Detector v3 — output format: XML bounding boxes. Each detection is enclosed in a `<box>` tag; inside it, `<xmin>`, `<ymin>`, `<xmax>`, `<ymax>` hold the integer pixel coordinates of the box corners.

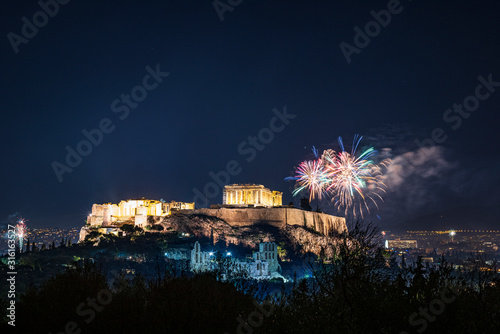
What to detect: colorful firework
<box><xmin>325</xmin><ymin>136</ymin><xmax>388</xmax><ymax>217</ymax></box>
<box><xmin>285</xmin><ymin>135</ymin><xmax>390</xmax><ymax>218</ymax></box>
<box><xmin>15</xmin><ymin>218</ymin><xmax>27</xmax><ymax>250</ymax></box>
<box><xmin>285</xmin><ymin>156</ymin><xmax>330</xmax><ymax>201</ymax></box>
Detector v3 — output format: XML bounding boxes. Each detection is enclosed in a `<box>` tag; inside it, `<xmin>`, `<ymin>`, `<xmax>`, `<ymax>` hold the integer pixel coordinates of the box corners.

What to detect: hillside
<box><xmin>2</xmin><ymin>212</ymin><xmax>345</xmax><ymax>297</ymax></box>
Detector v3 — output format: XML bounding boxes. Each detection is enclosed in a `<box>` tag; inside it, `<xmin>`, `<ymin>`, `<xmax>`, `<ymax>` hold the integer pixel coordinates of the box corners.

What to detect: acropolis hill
<box><xmin>81</xmin><ymin>184</ymin><xmax>347</xmax><ymax>241</ymax></box>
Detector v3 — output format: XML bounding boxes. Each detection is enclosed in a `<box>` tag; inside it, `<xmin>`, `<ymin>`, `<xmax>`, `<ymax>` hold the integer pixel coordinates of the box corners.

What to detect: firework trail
<box><xmin>286</xmin><ymin>135</ymin><xmax>390</xmax><ymax>217</ymax></box>
<box><xmin>15</xmin><ymin>218</ymin><xmax>27</xmax><ymax>250</ymax></box>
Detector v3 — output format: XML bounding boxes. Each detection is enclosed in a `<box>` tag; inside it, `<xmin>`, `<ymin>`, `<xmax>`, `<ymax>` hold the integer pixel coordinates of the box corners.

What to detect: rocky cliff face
<box><xmin>79</xmin><ymin>210</ymin><xmax>346</xmax><ymax>259</ymax></box>
<box><xmin>79</xmin><ymin>226</ymin><xmax>90</xmax><ymax>242</ymax></box>
<box><xmin>192</xmin><ymin>207</ymin><xmax>347</xmax><ymax>236</ymax></box>
<box><xmin>283</xmin><ymin>225</ymin><xmax>342</xmax><ymax>259</ymax></box>
<box><xmin>160</xmin><ymin>212</ymin><xmax>344</xmax><ymax>259</ymax></box>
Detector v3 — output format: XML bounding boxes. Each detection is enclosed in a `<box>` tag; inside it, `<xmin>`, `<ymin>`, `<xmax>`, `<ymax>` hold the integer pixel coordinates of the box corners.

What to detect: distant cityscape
<box><xmin>384</xmin><ymin>230</ymin><xmax>500</xmax><ymax>270</ymax></box>
<box><xmin>3</xmin><ymin>226</ymin><xmax>499</xmax><ymax>264</ymax></box>
<box><xmin>0</xmin><ymin>226</ymin><xmax>80</xmax><ymax>255</ymax></box>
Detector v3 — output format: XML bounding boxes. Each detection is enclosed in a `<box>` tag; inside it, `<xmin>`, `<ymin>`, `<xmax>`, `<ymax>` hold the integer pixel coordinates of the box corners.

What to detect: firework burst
<box><xmin>285</xmin><ymin>156</ymin><xmax>330</xmax><ymax>201</ymax></box>
<box><xmin>286</xmin><ymin>135</ymin><xmax>390</xmax><ymax>218</ymax></box>
<box><xmin>15</xmin><ymin>218</ymin><xmax>27</xmax><ymax>250</ymax></box>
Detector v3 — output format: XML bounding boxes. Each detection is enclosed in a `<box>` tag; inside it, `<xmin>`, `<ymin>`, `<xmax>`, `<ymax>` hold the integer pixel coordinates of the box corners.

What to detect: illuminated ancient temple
<box><xmin>87</xmin><ymin>198</ymin><xmax>195</xmax><ymax>227</ymax></box>
<box><xmin>222</xmin><ymin>184</ymin><xmax>282</xmax><ymax>207</ymax></box>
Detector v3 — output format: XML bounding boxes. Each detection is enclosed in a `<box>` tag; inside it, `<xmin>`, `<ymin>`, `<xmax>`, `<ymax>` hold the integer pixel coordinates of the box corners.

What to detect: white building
<box><xmin>190</xmin><ymin>241</ymin><xmax>282</xmax><ymax>280</ymax></box>
<box><xmin>222</xmin><ymin>184</ymin><xmax>282</xmax><ymax>207</ymax></box>
<box><xmin>252</xmin><ymin>242</ymin><xmax>280</xmax><ymax>273</ymax></box>
<box><xmin>86</xmin><ymin>198</ymin><xmax>195</xmax><ymax>227</ymax></box>
<box><xmin>190</xmin><ymin>241</ymin><xmax>215</xmax><ymax>272</ymax></box>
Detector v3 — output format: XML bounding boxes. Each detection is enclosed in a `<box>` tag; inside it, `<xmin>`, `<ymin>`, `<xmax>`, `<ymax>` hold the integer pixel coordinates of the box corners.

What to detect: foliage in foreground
<box><xmin>1</xmin><ymin>221</ymin><xmax>499</xmax><ymax>334</ymax></box>
<box><xmin>262</xmin><ymin>222</ymin><xmax>500</xmax><ymax>334</ymax></box>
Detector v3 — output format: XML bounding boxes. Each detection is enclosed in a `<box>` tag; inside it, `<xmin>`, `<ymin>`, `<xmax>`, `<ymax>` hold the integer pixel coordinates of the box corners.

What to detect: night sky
<box><xmin>1</xmin><ymin>0</ymin><xmax>500</xmax><ymax>231</ymax></box>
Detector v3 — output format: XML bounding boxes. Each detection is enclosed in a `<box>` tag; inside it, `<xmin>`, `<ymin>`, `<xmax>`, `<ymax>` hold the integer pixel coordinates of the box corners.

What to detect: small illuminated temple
<box><xmin>87</xmin><ymin>198</ymin><xmax>194</xmax><ymax>227</ymax></box>
<box><xmin>222</xmin><ymin>184</ymin><xmax>282</xmax><ymax>207</ymax></box>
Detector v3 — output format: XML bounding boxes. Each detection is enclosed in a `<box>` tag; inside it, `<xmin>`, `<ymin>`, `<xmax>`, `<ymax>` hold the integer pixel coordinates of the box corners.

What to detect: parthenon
<box><xmin>222</xmin><ymin>184</ymin><xmax>282</xmax><ymax>207</ymax></box>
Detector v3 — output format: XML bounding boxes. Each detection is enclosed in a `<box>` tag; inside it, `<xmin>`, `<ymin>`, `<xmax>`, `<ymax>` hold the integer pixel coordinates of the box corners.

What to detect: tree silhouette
<box><xmin>300</xmin><ymin>197</ymin><xmax>312</xmax><ymax>211</ymax></box>
<box><xmin>120</xmin><ymin>224</ymin><xmax>135</xmax><ymax>233</ymax></box>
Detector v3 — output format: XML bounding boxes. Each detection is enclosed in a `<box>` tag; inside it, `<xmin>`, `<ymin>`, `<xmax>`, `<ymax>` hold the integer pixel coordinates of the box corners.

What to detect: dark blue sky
<box><xmin>1</xmin><ymin>0</ymin><xmax>500</xmax><ymax>230</ymax></box>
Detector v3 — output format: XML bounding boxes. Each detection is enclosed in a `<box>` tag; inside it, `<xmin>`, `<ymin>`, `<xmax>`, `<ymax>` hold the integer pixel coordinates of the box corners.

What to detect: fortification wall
<box><xmin>191</xmin><ymin>207</ymin><xmax>347</xmax><ymax>236</ymax></box>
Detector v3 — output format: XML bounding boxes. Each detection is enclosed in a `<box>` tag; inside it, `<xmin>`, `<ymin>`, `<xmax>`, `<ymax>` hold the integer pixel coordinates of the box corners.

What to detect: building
<box><xmin>385</xmin><ymin>239</ymin><xmax>418</xmax><ymax>250</ymax></box>
<box><xmin>169</xmin><ymin>201</ymin><xmax>195</xmax><ymax>211</ymax></box>
<box><xmin>222</xmin><ymin>184</ymin><xmax>282</xmax><ymax>207</ymax></box>
<box><xmin>190</xmin><ymin>241</ymin><xmax>282</xmax><ymax>280</ymax></box>
<box><xmin>252</xmin><ymin>242</ymin><xmax>280</xmax><ymax>273</ymax></box>
<box><xmin>190</xmin><ymin>241</ymin><xmax>214</xmax><ymax>272</ymax></box>
<box><xmin>97</xmin><ymin>227</ymin><xmax>123</xmax><ymax>237</ymax></box>
<box><xmin>86</xmin><ymin>198</ymin><xmax>195</xmax><ymax>227</ymax></box>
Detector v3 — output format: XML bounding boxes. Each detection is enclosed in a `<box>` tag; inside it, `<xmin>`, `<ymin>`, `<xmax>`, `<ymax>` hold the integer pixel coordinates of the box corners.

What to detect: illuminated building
<box><xmin>190</xmin><ymin>241</ymin><xmax>283</xmax><ymax>280</ymax></box>
<box><xmin>386</xmin><ymin>239</ymin><xmax>418</xmax><ymax>249</ymax></box>
<box><xmin>222</xmin><ymin>184</ymin><xmax>282</xmax><ymax>207</ymax></box>
<box><xmin>252</xmin><ymin>242</ymin><xmax>280</xmax><ymax>273</ymax></box>
<box><xmin>87</xmin><ymin>198</ymin><xmax>195</xmax><ymax>227</ymax></box>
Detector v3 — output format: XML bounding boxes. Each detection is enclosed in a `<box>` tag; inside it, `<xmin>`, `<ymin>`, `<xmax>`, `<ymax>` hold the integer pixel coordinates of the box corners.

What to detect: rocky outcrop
<box><xmin>284</xmin><ymin>225</ymin><xmax>342</xmax><ymax>259</ymax></box>
<box><xmin>159</xmin><ymin>212</ymin><xmax>345</xmax><ymax>259</ymax></box>
<box><xmin>78</xmin><ymin>209</ymin><xmax>347</xmax><ymax>259</ymax></box>
<box><xmin>79</xmin><ymin>226</ymin><xmax>90</xmax><ymax>242</ymax></box>
<box><xmin>191</xmin><ymin>207</ymin><xmax>346</xmax><ymax>236</ymax></box>
<box><xmin>159</xmin><ymin>213</ymin><xmax>233</xmax><ymax>239</ymax></box>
